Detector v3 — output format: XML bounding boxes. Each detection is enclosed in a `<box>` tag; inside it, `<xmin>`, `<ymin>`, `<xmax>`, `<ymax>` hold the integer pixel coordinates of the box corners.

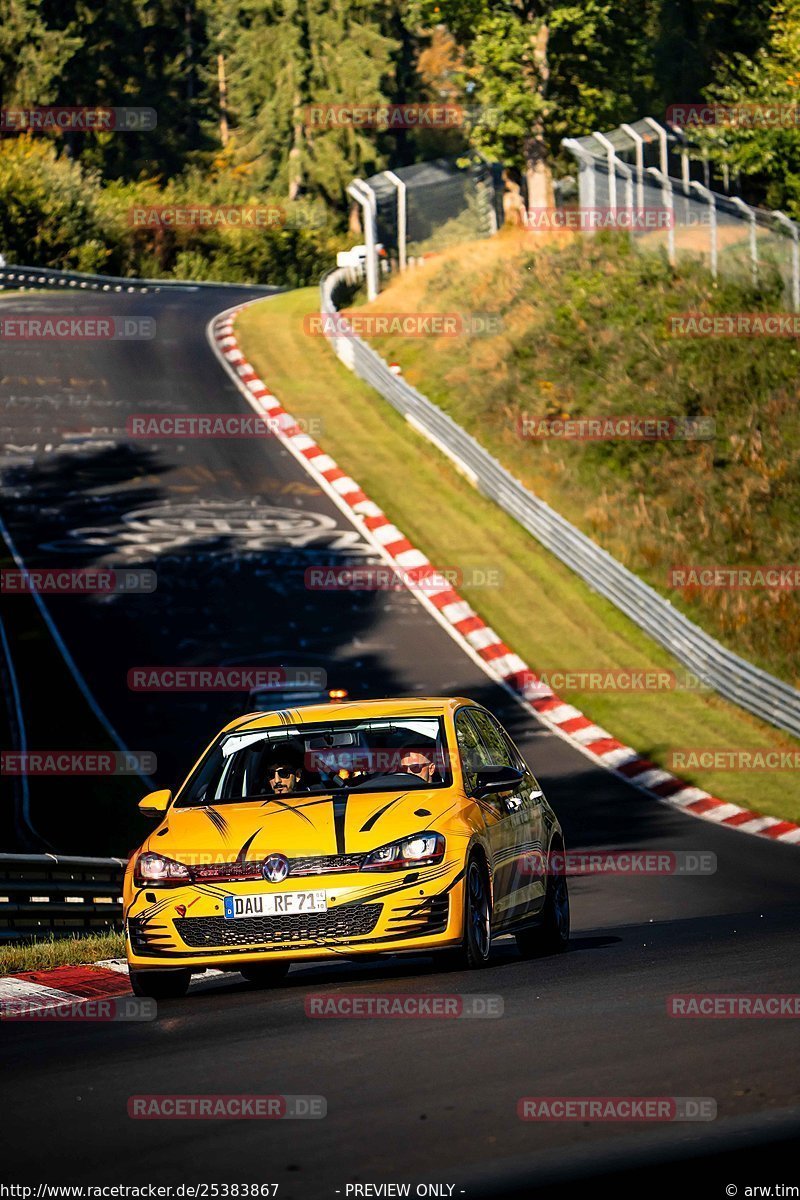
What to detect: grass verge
<box><xmin>237</xmin><ymin>287</ymin><xmax>799</xmax><ymax>824</ymax></box>
<box><xmin>0</xmin><ymin>931</ymin><xmax>125</xmax><ymax>976</ymax></box>
<box><xmin>360</xmin><ymin>231</ymin><xmax>800</xmax><ymax>686</ymax></box>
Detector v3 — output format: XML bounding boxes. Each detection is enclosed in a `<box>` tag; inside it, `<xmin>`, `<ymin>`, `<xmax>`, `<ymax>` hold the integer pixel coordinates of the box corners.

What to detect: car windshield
<box><xmin>178</xmin><ymin>717</ymin><xmax>451</xmax><ymax>805</ymax></box>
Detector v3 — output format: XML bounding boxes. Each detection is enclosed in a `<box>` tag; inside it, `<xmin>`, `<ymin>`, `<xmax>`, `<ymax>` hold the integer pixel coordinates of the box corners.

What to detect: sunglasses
<box><xmin>269</xmin><ymin>766</ymin><xmax>297</xmax><ymax>779</ymax></box>
<box><xmin>403</xmin><ymin>760</ymin><xmax>431</xmax><ymax>774</ymax></box>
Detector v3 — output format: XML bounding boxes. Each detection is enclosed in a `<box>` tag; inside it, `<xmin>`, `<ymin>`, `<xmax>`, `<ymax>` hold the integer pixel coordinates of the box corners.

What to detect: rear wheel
<box><xmin>515</xmin><ymin>846</ymin><xmax>570</xmax><ymax>958</ymax></box>
<box><xmin>240</xmin><ymin>961</ymin><xmax>291</xmax><ymax>987</ymax></box>
<box><xmin>129</xmin><ymin>967</ymin><xmax>191</xmax><ymax>999</ymax></box>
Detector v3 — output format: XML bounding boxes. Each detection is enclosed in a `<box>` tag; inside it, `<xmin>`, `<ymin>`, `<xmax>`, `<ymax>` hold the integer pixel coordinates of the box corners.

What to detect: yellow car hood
<box><xmin>149</xmin><ymin>787</ymin><xmax>458</xmax><ymax>865</ymax></box>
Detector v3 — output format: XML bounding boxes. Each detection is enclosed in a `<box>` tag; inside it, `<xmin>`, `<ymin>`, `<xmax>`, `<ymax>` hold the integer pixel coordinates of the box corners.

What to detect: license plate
<box><xmin>223</xmin><ymin>891</ymin><xmax>327</xmax><ymax>919</ymax></box>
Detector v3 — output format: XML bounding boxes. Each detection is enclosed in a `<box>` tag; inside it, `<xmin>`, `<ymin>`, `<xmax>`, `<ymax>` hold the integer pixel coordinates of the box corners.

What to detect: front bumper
<box><xmin>125</xmin><ymin>858</ymin><xmax>465</xmax><ymax>969</ymax></box>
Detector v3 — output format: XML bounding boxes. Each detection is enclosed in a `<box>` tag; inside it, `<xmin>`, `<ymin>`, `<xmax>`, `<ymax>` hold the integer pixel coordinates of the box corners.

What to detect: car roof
<box><xmin>224</xmin><ymin>696</ymin><xmax>476</xmax><ymax>733</ymax></box>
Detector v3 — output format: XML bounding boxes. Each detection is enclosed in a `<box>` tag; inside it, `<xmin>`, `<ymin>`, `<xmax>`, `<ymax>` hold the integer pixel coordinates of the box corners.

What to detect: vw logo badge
<box><xmin>262</xmin><ymin>853</ymin><xmax>289</xmax><ymax>883</ymax></box>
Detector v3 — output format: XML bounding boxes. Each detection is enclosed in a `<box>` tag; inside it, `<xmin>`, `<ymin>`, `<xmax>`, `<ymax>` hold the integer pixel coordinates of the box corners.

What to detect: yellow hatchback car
<box><xmin>124</xmin><ymin>697</ymin><xmax>569</xmax><ymax>998</ymax></box>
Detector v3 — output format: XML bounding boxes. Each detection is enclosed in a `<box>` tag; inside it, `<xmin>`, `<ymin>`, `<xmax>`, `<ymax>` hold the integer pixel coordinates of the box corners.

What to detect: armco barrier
<box><xmin>0</xmin><ymin>854</ymin><xmax>126</xmax><ymax>941</ymax></box>
<box><xmin>0</xmin><ymin>263</ymin><xmax>273</xmax><ymax>294</ymax></box>
<box><xmin>320</xmin><ymin>267</ymin><xmax>800</xmax><ymax>740</ymax></box>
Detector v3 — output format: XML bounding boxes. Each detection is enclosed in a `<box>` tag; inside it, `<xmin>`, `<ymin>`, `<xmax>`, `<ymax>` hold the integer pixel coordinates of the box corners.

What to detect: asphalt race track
<box><xmin>2</xmin><ymin>287</ymin><xmax>799</xmax><ymax>1195</ymax></box>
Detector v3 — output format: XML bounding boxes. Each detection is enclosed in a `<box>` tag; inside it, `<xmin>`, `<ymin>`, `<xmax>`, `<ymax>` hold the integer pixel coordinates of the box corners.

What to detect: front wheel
<box><xmin>515</xmin><ymin>851</ymin><xmax>570</xmax><ymax>958</ymax></box>
<box><xmin>129</xmin><ymin>967</ymin><xmax>191</xmax><ymax>999</ymax></box>
<box><xmin>445</xmin><ymin>857</ymin><xmax>492</xmax><ymax>970</ymax></box>
<box><xmin>240</xmin><ymin>962</ymin><xmax>291</xmax><ymax>987</ymax></box>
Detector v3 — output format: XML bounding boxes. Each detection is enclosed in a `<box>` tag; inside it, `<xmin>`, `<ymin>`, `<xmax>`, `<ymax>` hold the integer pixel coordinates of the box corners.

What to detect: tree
<box><xmin>699</xmin><ymin>0</ymin><xmax>800</xmax><ymax>217</ymax></box>
<box><xmin>0</xmin><ymin>0</ymin><xmax>80</xmax><ymax>107</ymax></box>
<box><xmin>215</xmin><ymin>0</ymin><xmax>398</xmax><ymax>208</ymax></box>
<box><xmin>410</xmin><ymin>0</ymin><xmax>655</xmax><ymax>208</ymax></box>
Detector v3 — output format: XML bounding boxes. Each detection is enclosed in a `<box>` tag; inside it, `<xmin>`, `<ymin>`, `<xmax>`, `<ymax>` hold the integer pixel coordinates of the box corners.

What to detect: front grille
<box><xmin>193</xmin><ymin>861</ymin><xmax>263</xmax><ymax>883</ymax></box>
<box><xmin>175</xmin><ymin>904</ymin><xmax>381</xmax><ymax>948</ymax></box>
<box><xmin>191</xmin><ymin>854</ymin><xmax>363</xmax><ymax>883</ymax></box>
<box><xmin>289</xmin><ymin>854</ymin><xmax>363</xmax><ymax>876</ymax></box>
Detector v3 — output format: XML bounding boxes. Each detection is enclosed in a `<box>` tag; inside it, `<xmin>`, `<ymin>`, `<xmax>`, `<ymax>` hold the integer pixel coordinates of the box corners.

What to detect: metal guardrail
<box><xmin>0</xmin><ymin>263</ymin><xmax>272</xmax><ymax>294</ymax></box>
<box><xmin>320</xmin><ymin>267</ymin><xmax>800</xmax><ymax>740</ymax></box>
<box><xmin>0</xmin><ymin>854</ymin><xmax>126</xmax><ymax>941</ymax></box>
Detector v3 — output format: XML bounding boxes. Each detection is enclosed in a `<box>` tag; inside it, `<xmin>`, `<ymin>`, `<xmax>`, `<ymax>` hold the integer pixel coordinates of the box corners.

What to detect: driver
<box><xmin>263</xmin><ymin>746</ymin><xmax>304</xmax><ymax>795</ymax></box>
<box><xmin>398</xmin><ymin>744</ymin><xmax>438</xmax><ymax>782</ymax></box>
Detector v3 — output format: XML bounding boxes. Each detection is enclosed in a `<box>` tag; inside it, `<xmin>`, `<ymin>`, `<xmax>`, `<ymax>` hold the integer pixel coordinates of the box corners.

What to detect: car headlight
<box><xmin>361</xmin><ymin>832</ymin><xmax>445</xmax><ymax>872</ymax></box>
<box><xmin>133</xmin><ymin>851</ymin><xmax>192</xmax><ymax>888</ymax></box>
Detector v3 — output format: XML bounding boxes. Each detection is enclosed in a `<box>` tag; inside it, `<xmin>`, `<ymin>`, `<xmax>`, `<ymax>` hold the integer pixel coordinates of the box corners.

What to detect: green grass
<box><xmin>237</xmin><ymin>288</ymin><xmax>800</xmax><ymax>824</ymax></box>
<box><xmin>361</xmin><ymin>231</ymin><xmax>800</xmax><ymax>687</ymax></box>
<box><xmin>0</xmin><ymin>931</ymin><xmax>125</xmax><ymax>976</ymax></box>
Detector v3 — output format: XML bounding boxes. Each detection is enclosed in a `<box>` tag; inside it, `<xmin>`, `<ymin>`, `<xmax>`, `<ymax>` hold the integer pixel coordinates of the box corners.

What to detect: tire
<box><xmin>445</xmin><ymin>856</ymin><xmax>493</xmax><ymax>970</ymax></box>
<box><xmin>129</xmin><ymin>967</ymin><xmax>191</xmax><ymax>999</ymax></box>
<box><xmin>515</xmin><ymin>847</ymin><xmax>570</xmax><ymax>959</ymax></box>
<box><xmin>240</xmin><ymin>961</ymin><xmax>291</xmax><ymax>987</ymax></box>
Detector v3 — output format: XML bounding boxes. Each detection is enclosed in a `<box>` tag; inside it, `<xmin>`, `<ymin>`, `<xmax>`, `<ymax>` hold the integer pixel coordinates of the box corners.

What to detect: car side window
<box><xmin>455</xmin><ymin>710</ymin><xmax>493</xmax><ymax>792</ymax></box>
<box><xmin>469</xmin><ymin>710</ymin><xmax>517</xmax><ymax>769</ymax></box>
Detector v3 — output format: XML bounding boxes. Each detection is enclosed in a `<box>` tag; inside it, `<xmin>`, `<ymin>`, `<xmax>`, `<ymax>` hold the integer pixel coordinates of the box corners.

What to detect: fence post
<box><xmin>347</xmin><ymin>180</ymin><xmax>379</xmax><ymax>301</ymax></box>
<box><xmin>643</xmin><ymin>117</ymin><xmax>669</xmax><ymax>176</ymax></box>
<box><xmin>592</xmin><ymin>131</ymin><xmax>617</xmax><ymax>211</ymax></box>
<box><xmin>690</xmin><ymin>181</ymin><xmax>718</xmax><ymax>279</ymax></box>
<box><xmin>562</xmin><ymin>138</ymin><xmax>597</xmax><ymax>211</ymax></box>
<box><xmin>383</xmin><ymin>170</ymin><xmax>407</xmax><ymax>272</ymax></box>
<box><xmin>772</xmin><ymin>211</ymin><xmax>800</xmax><ymax>311</ymax></box>
<box><xmin>621</xmin><ymin>123</ymin><xmax>645</xmax><ymax>210</ymax></box>
<box><xmin>729</xmin><ymin>196</ymin><xmax>758</xmax><ymax>287</ymax></box>
<box><xmin>646</xmin><ymin>167</ymin><xmax>675</xmax><ymax>265</ymax></box>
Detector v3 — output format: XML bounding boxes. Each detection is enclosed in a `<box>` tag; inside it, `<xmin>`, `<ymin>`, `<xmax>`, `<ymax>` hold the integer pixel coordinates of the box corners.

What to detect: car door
<box><xmin>454</xmin><ymin>707</ymin><xmax>520</xmax><ymax>931</ymax></box>
<box><xmin>469</xmin><ymin>709</ymin><xmax>546</xmax><ymax>929</ymax></box>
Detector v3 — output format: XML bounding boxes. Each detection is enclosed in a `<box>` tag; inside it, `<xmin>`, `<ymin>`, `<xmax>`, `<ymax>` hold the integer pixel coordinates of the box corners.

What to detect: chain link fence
<box><xmin>347</xmin><ymin>155</ymin><xmax>503</xmax><ymax>297</ymax></box>
<box><xmin>562</xmin><ymin>118</ymin><xmax>799</xmax><ymax>308</ymax></box>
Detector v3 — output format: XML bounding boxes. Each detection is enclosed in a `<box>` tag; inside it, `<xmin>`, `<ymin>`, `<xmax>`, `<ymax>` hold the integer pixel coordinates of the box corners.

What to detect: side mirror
<box><xmin>138</xmin><ymin>788</ymin><xmax>172</xmax><ymax>817</ymax></box>
<box><xmin>474</xmin><ymin>765</ymin><xmax>525</xmax><ymax>798</ymax></box>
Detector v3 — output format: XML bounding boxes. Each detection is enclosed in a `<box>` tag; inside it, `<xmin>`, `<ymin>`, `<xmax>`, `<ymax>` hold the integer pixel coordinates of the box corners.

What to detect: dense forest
<box><xmin>0</xmin><ymin>0</ymin><xmax>796</xmax><ymax>282</ymax></box>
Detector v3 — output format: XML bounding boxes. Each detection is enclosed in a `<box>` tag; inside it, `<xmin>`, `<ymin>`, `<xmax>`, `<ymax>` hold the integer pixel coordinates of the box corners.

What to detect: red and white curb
<box><xmin>0</xmin><ymin>963</ymin><xmax>133</xmax><ymax>1016</ymax></box>
<box><xmin>0</xmin><ymin>960</ymin><xmax>239</xmax><ymax>1014</ymax></box>
<box><xmin>206</xmin><ymin>304</ymin><xmax>800</xmax><ymax>849</ymax></box>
